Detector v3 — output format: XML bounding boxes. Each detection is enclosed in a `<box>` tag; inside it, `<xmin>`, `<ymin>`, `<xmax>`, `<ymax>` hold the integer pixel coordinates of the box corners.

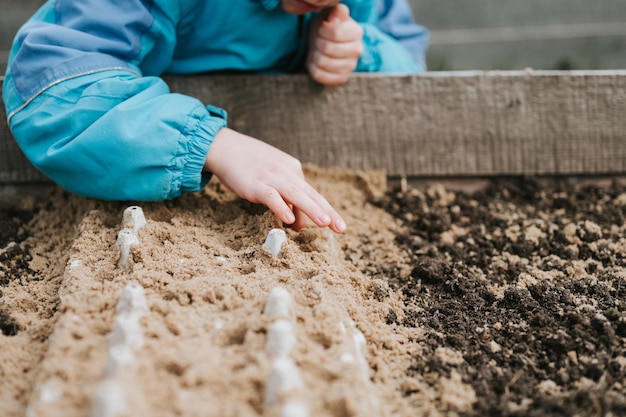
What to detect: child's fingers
<box><xmin>318</xmin><ymin>5</ymin><xmax>361</xmax><ymax>43</ymax></box>
<box><xmin>254</xmin><ymin>180</ymin><xmax>334</xmax><ymax>230</ymax></box>
<box><xmin>311</xmin><ymin>36</ymin><xmax>363</xmax><ymax>59</ymax></box>
<box><xmin>291</xmin><ymin>207</ymin><xmax>309</xmax><ymax>232</ymax></box>
<box><xmin>272</xmin><ymin>177</ymin><xmax>346</xmax><ymax>233</ymax></box>
<box><xmin>278</xmin><ymin>181</ymin><xmax>332</xmax><ymax>228</ymax></box>
<box><xmin>206</xmin><ymin>128</ymin><xmax>345</xmax><ymax>234</ymax></box>
<box><xmin>290</xmin><ymin>206</ymin><xmax>346</xmax><ymax>234</ymax></box>
<box><xmin>308</xmin><ymin>196</ymin><xmax>346</xmax><ymax>234</ymax></box>
<box><xmin>309</xmin><ymin>50</ymin><xmax>358</xmax><ymax>74</ymax></box>
<box><xmin>307</xmin><ymin>62</ymin><xmax>351</xmax><ymax>87</ymax></box>
<box><xmin>325</xmin><ymin>4</ymin><xmax>350</xmax><ymax>24</ymax></box>
<box><xmin>256</xmin><ymin>185</ymin><xmax>297</xmax><ymax>225</ymax></box>
<box><xmin>319</xmin><ymin>19</ymin><xmax>362</xmax><ymax>43</ymax></box>
<box><xmin>295</xmin><ymin>180</ymin><xmax>347</xmax><ymax>234</ymax></box>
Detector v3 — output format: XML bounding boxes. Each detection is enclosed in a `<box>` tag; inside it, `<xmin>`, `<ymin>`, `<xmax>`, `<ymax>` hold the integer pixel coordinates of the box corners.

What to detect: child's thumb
<box><xmin>326</xmin><ymin>3</ymin><xmax>350</xmax><ymax>24</ymax></box>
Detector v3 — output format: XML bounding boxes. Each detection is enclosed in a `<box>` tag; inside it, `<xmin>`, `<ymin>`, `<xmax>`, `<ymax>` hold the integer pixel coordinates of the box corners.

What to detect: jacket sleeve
<box><xmin>343</xmin><ymin>0</ymin><xmax>429</xmax><ymax>73</ymax></box>
<box><xmin>376</xmin><ymin>0</ymin><xmax>430</xmax><ymax>69</ymax></box>
<box><xmin>2</xmin><ymin>0</ymin><xmax>226</xmax><ymax>201</ymax></box>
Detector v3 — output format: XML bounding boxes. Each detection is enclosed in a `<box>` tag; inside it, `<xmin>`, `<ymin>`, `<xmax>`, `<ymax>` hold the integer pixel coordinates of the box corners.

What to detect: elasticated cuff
<box><xmin>355</xmin><ymin>24</ymin><xmax>382</xmax><ymax>73</ymax></box>
<box><xmin>173</xmin><ymin>105</ymin><xmax>228</xmax><ymax>198</ymax></box>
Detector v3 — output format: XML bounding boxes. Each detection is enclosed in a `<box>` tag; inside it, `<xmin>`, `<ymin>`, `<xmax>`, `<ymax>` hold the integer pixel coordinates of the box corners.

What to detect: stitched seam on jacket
<box><xmin>6</xmin><ymin>67</ymin><xmax>141</xmax><ymax>123</ymax></box>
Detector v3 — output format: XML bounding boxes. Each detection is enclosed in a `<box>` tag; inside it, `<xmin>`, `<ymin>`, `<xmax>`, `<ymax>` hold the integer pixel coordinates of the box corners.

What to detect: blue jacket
<box><xmin>378</xmin><ymin>0</ymin><xmax>429</xmax><ymax>68</ymax></box>
<box><xmin>3</xmin><ymin>0</ymin><xmax>428</xmax><ymax>201</ymax></box>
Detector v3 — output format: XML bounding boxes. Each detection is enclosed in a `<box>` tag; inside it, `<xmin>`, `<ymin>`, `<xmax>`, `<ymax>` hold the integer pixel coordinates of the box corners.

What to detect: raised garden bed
<box><xmin>1</xmin><ymin>168</ymin><xmax>624</xmax><ymax>416</ymax></box>
<box><xmin>2</xmin><ymin>71</ymin><xmax>625</xmax><ymax>416</ymax></box>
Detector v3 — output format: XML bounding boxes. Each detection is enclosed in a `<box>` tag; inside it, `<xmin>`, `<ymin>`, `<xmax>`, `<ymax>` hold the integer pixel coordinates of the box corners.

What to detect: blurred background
<box><xmin>409</xmin><ymin>0</ymin><xmax>626</xmax><ymax>70</ymax></box>
<box><xmin>1</xmin><ymin>0</ymin><xmax>625</xmax><ymax>73</ymax></box>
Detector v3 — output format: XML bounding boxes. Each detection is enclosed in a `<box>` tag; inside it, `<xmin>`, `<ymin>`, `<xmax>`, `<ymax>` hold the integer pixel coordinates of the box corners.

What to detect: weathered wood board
<box><xmin>1</xmin><ymin>99</ymin><xmax>49</xmax><ymax>183</ymax></box>
<box><xmin>1</xmin><ymin>71</ymin><xmax>626</xmax><ymax>185</ymax></box>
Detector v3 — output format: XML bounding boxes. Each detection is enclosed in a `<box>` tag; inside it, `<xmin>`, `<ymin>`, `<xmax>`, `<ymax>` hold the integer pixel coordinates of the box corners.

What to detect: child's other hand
<box><xmin>307</xmin><ymin>4</ymin><xmax>363</xmax><ymax>87</ymax></box>
<box><xmin>204</xmin><ymin>128</ymin><xmax>347</xmax><ymax>234</ymax></box>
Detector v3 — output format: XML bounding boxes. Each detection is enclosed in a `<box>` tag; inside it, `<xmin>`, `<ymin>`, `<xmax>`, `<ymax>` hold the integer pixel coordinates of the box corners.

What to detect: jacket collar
<box><xmin>260</xmin><ymin>0</ymin><xmax>281</xmax><ymax>10</ymax></box>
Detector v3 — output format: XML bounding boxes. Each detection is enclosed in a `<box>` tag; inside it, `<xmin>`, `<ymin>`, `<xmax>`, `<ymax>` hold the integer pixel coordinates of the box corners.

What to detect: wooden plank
<box><xmin>166</xmin><ymin>71</ymin><xmax>626</xmax><ymax>176</ymax></box>
<box><xmin>427</xmin><ymin>34</ymin><xmax>626</xmax><ymax>71</ymax></box>
<box><xmin>1</xmin><ymin>71</ymin><xmax>626</xmax><ymax>185</ymax></box>
<box><xmin>0</xmin><ymin>99</ymin><xmax>48</xmax><ymax>183</ymax></box>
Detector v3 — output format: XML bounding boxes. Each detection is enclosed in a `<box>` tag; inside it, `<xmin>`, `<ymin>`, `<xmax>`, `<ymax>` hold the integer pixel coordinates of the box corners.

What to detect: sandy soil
<box><xmin>1</xmin><ymin>168</ymin><xmax>625</xmax><ymax>417</ymax></box>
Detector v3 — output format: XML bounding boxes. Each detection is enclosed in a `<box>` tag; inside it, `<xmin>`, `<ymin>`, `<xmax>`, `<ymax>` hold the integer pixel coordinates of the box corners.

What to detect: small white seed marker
<box><xmin>264</xmin><ymin>287</ymin><xmax>292</xmax><ymax>318</ymax></box>
<box><xmin>93</xmin><ymin>283</ymin><xmax>148</xmax><ymax>417</ymax></box>
<box><xmin>265</xmin><ymin>357</ymin><xmax>303</xmax><ymax>406</ymax></box>
<box><xmin>121</xmin><ymin>206</ymin><xmax>146</xmax><ymax>233</ymax></box>
<box><xmin>106</xmin><ymin>283</ymin><xmax>148</xmax><ymax>374</ymax></box>
<box><xmin>263</xmin><ymin>287</ymin><xmax>310</xmax><ymax>416</ymax></box>
<box><xmin>266</xmin><ymin>319</ymin><xmax>296</xmax><ymax>358</ymax></box>
<box><xmin>352</xmin><ymin>328</ymin><xmax>369</xmax><ymax>383</ymax></box>
<box><xmin>264</xmin><ymin>228</ymin><xmax>287</xmax><ymax>257</ymax></box>
<box><xmin>91</xmin><ymin>379</ymin><xmax>127</xmax><ymax>417</ymax></box>
<box><xmin>281</xmin><ymin>401</ymin><xmax>310</xmax><ymax>417</ymax></box>
<box><xmin>116</xmin><ymin>282</ymin><xmax>148</xmax><ymax>316</ymax></box>
<box><xmin>116</xmin><ymin>229</ymin><xmax>139</xmax><ymax>268</ymax></box>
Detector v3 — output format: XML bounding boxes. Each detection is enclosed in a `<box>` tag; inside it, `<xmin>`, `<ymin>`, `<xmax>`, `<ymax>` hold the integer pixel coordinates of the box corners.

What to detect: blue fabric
<box><xmin>3</xmin><ymin>0</ymin><xmax>428</xmax><ymax>202</ymax></box>
<box><xmin>377</xmin><ymin>0</ymin><xmax>430</xmax><ymax>69</ymax></box>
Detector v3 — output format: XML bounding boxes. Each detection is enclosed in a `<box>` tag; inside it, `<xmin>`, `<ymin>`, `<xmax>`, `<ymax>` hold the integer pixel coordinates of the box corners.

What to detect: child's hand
<box><xmin>204</xmin><ymin>128</ymin><xmax>347</xmax><ymax>234</ymax></box>
<box><xmin>307</xmin><ymin>4</ymin><xmax>363</xmax><ymax>87</ymax></box>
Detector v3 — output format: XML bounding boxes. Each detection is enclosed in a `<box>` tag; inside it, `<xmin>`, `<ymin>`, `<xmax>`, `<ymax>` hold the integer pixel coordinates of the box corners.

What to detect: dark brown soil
<box><xmin>0</xmin><ymin>205</ymin><xmax>35</xmax><ymax>336</ymax></box>
<box><xmin>375</xmin><ymin>177</ymin><xmax>626</xmax><ymax>416</ymax></box>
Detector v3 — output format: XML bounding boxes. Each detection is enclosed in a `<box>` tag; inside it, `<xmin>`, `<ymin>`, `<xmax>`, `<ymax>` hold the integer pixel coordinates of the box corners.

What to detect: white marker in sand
<box><xmin>281</xmin><ymin>400</ymin><xmax>310</xmax><ymax>417</ymax></box>
<box><xmin>116</xmin><ymin>229</ymin><xmax>139</xmax><ymax>268</ymax></box>
<box><xmin>263</xmin><ymin>287</ymin><xmax>292</xmax><ymax>319</ymax></box>
<box><xmin>263</xmin><ymin>287</ymin><xmax>310</xmax><ymax>416</ymax></box>
<box><xmin>92</xmin><ymin>283</ymin><xmax>148</xmax><ymax>417</ymax></box>
<box><xmin>105</xmin><ymin>282</ymin><xmax>148</xmax><ymax>375</ymax></box>
<box><xmin>266</xmin><ymin>319</ymin><xmax>296</xmax><ymax>358</ymax></box>
<box><xmin>352</xmin><ymin>327</ymin><xmax>369</xmax><ymax>383</ymax></box>
<box><xmin>116</xmin><ymin>282</ymin><xmax>149</xmax><ymax>317</ymax></box>
<box><xmin>91</xmin><ymin>380</ymin><xmax>127</xmax><ymax>417</ymax></box>
<box><xmin>121</xmin><ymin>206</ymin><xmax>146</xmax><ymax>233</ymax></box>
<box><xmin>109</xmin><ymin>284</ymin><xmax>147</xmax><ymax>347</ymax></box>
<box><xmin>264</xmin><ymin>228</ymin><xmax>287</xmax><ymax>257</ymax></box>
<box><xmin>265</xmin><ymin>357</ymin><xmax>303</xmax><ymax>406</ymax></box>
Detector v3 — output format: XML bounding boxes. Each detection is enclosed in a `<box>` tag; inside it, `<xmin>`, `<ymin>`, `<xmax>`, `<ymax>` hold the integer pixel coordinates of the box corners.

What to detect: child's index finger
<box><xmin>325</xmin><ymin>4</ymin><xmax>350</xmax><ymax>24</ymax></box>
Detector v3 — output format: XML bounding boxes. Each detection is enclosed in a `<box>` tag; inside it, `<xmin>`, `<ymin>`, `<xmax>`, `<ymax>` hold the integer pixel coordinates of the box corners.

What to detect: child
<box><xmin>3</xmin><ymin>0</ymin><xmax>427</xmax><ymax>234</ymax></box>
